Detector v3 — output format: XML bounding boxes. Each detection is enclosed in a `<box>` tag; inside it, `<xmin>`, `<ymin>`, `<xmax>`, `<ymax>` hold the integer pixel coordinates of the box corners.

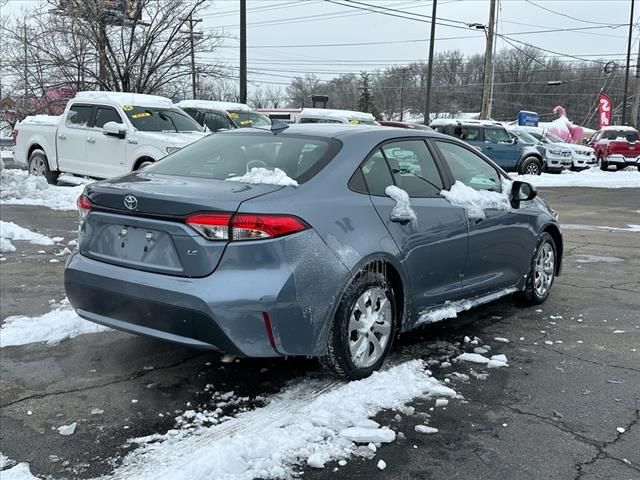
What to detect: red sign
<box><xmin>598</xmin><ymin>93</ymin><xmax>612</xmax><ymax>129</ymax></box>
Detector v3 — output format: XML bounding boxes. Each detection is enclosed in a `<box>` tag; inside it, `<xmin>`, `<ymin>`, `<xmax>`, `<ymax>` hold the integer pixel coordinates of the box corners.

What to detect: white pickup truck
<box><xmin>14</xmin><ymin>91</ymin><xmax>206</xmax><ymax>183</ymax></box>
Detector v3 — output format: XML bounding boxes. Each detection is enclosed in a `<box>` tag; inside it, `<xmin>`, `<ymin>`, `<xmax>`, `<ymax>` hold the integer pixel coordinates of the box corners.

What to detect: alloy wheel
<box><xmin>525</xmin><ymin>162</ymin><xmax>540</xmax><ymax>175</ymax></box>
<box><xmin>29</xmin><ymin>157</ymin><xmax>47</xmax><ymax>177</ymax></box>
<box><xmin>348</xmin><ymin>287</ymin><xmax>392</xmax><ymax>368</ymax></box>
<box><xmin>533</xmin><ymin>243</ymin><xmax>555</xmax><ymax>297</ymax></box>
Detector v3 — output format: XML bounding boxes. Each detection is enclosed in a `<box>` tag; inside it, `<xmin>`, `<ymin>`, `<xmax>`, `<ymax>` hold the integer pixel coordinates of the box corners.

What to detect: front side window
<box><xmin>458</xmin><ymin>126</ymin><xmax>482</xmax><ymax>142</ymax></box>
<box><xmin>435</xmin><ymin>141</ymin><xmax>501</xmax><ymax>192</ymax></box>
<box><xmin>125</xmin><ymin>107</ymin><xmax>202</xmax><ymax>132</ymax></box>
<box><xmin>298</xmin><ymin>118</ymin><xmax>342</xmax><ymax>124</ymax></box>
<box><xmin>65</xmin><ymin>105</ymin><xmax>93</xmax><ymax>128</ymax></box>
<box><xmin>361</xmin><ymin>149</ymin><xmax>394</xmax><ymax>196</ymax></box>
<box><xmin>484</xmin><ymin>127</ymin><xmax>511</xmax><ymax>143</ymax></box>
<box><xmin>94</xmin><ymin>107</ymin><xmax>123</xmax><ymax>128</ymax></box>
<box><xmin>147</xmin><ymin>133</ymin><xmax>339</xmax><ymax>183</ymax></box>
<box><xmin>381</xmin><ymin>140</ymin><xmax>443</xmax><ymax>197</ymax></box>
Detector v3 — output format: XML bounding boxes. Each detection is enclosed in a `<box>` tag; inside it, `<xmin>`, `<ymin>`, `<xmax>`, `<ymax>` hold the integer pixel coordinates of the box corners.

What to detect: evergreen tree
<box><xmin>358</xmin><ymin>71</ymin><xmax>376</xmax><ymax>114</ymax></box>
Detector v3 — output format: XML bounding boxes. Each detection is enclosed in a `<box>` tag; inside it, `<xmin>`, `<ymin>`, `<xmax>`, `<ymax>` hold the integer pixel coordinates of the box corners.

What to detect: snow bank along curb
<box><xmin>511</xmin><ymin>168</ymin><xmax>640</xmax><ymax>188</ymax></box>
<box><xmin>0</xmin><ymin>220</ymin><xmax>54</xmax><ymax>253</ymax></box>
<box><xmin>108</xmin><ymin>360</ymin><xmax>455</xmax><ymax>480</ymax></box>
<box><xmin>0</xmin><ymin>169</ymin><xmax>85</xmax><ymax>211</ymax></box>
<box><xmin>0</xmin><ymin>298</ymin><xmax>110</xmax><ymax>348</ymax></box>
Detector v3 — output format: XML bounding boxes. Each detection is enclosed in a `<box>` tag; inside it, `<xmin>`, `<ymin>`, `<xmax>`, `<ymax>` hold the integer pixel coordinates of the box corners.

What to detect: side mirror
<box><xmin>103</xmin><ymin>121</ymin><xmax>126</xmax><ymax>139</ymax></box>
<box><xmin>511</xmin><ymin>181</ymin><xmax>537</xmax><ymax>207</ymax></box>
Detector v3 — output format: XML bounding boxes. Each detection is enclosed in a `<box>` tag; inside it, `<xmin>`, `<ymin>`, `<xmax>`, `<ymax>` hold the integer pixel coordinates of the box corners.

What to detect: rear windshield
<box><xmin>146</xmin><ymin>133</ymin><xmax>341</xmax><ymax>183</ymax></box>
<box><xmin>125</xmin><ymin>106</ymin><xmax>203</xmax><ymax>132</ymax></box>
<box><xmin>602</xmin><ymin>130</ymin><xmax>639</xmax><ymax>142</ymax></box>
<box><xmin>228</xmin><ymin>111</ymin><xmax>271</xmax><ymax>128</ymax></box>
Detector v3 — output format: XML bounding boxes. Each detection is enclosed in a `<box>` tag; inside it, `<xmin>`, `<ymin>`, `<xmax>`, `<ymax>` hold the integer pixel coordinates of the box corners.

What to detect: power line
<box><xmin>524</xmin><ymin>0</ymin><xmax>626</xmax><ymax>27</ymax></box>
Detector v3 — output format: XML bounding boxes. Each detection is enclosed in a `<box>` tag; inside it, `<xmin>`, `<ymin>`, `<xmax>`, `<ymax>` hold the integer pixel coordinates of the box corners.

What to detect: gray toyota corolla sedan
<box><xmin>65</xmin><ymin>124</ymin><xmax>562</xmax><ymax>379</ymax></box>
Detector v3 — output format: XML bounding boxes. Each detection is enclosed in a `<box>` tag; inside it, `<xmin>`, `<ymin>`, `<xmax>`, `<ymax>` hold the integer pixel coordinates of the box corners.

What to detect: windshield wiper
<box><xmin>391</xmin><ymin>168</ymin><xmax>442</xmax><ymax>192</ymax></box>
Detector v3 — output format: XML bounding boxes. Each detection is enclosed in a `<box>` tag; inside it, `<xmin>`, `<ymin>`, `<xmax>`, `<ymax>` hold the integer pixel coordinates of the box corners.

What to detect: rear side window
<box><xmin>94</xmin><ymin>107</ymin><xmax>123</xmax><ymax>128</ymax></box>
<box><xmin>435</xmin><ymin>140</ymin><xmax>501</xmax><ymax>192</ymax></box>
<box><xmin>66</xmin><ymin>105</ymin><xmax>93</xmax><ymax>128</ymax></box>
<box><xmin>298</xmin><ymin>118</ymin><xmax>342</xmax><ymax>124</ymax></box>
<box><xmin>381</xmin><ymin>140</ymin><xmax>443</xmax><ymax>197</ymax></box>
<box><xmin>147</xmin><ymin>133</ymin><xmax>340</xmax><ymax>183</ymax></box>
<box><xmin>361</xmin><ymin>149</ymin><xmax>394</xmax><ymax>196</ymax></box>
<box><xmin>204</xmin><ymin>112</ymin><xmax>234</xmax><ymax>132</ymax></box>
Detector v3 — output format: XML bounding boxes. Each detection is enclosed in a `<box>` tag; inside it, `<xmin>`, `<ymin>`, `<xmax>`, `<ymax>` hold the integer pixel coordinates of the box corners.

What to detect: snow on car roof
<box><xmin>601</xmin><ymin>125</ymin><xmax>638</xmax><ymax>132</ymax></box>
<box><xmin>298</xmin><ymin>108</ymin><xmax>375</xmax><ymax>121</ymax></box>
<box><xmin>430</xmin><ymin>118</ymin><xmax>502</xmax><ymax>127</ymax></box>
<box><xmin>75</xmin><ymin>91</ymin><xmax>174</xmax><ymax>108</ymax></box>
<box><xmin>176</xmin><ymin>99</ymin><xmax>253</xmax><ymax>112</ymax></box>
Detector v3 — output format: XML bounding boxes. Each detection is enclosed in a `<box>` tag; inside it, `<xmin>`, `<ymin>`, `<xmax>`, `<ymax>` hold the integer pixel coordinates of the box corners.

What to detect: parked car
<box><xmin>65</xmin><ymin>124</ymin><xmax>562</xmax><ymax>380</ymax></box>
<box><xmin>14</xmin><ymin>91</ymin><xmax>206</xmax><ymax>183</ymax></box>
<box><xmin>520</xmin><ymin>126</ymin><xmax>596</xmax><ymax>171</ymax></box>
<box><xmin>430</xmin><ymin>119</ymin><xmax>544</xmax><ymax>175</ymax></box>
<box><xmin>177</xmin><ymin>100</ymin><xmax>271</xmax><ymax>132</ymax></box>
<box><xmin>589</xmin><ymin>126</ymin><xmax>640</xmax><ymax>171</ymax></box>
<box><xmin>507</xmin><ymin>127</ymin><xmax>572</xmax><ymax>173</ymax></box>
<box><xmin>378</xmin><ymin>120</ymin><xmax>433</xmax><ymax>130</ymax></box>
<box><xmin>295</xmin><ymin>108</ymin><xmax>379</xmax><ymax>125</ymax></box>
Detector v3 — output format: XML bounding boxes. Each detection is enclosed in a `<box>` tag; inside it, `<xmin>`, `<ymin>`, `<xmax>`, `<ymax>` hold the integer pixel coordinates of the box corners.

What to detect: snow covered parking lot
<box><xmin>1</xmin><ymin>172</ymin><xmax>639</xmax><ymax>480</ymax></box>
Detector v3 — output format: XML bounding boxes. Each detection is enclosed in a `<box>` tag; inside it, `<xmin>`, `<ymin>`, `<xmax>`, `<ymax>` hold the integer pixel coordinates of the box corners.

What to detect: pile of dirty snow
<box><xmin>226</xmin><ymin>167</ymin><xmax>298</xmax><ymax>187</ymax></box>
<box><xmin>512</xmin><ymin>168</ymin><xmax>640</xmax><ymax>188</ymax></box>
<box><xmin>108</xmin><ymin>360</ymin><xmax>455</xmax><ymax>480</ymax></box>
<box><xmin>0</xmin><ymin>298</ymin><xmax>110</xmax><ymax>348</ymax></box>
<box><xmin>0</xmin><ymin>220</ymin><xmax>54</xmax><ymax>253</ymax></box>
<box><xmin>440</xmin><ymin>180</ymin><xmax>512</xmax><ymax>220</ymax></box>
<box><xmin>0</xmin><ymin>169</ymin><xmax>85</xmax><ymax>210</ymax></box>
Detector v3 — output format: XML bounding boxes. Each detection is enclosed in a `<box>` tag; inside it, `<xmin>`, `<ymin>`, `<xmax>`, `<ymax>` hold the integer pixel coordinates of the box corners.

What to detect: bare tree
<box><xmin>286</xmin><ymin>74</ymin><xmax>324</xmax><ymax>108</ymax></box>
<box><xmin>249</xmin><ymin>85</ymin><xmax>284</xmax><ymax>109</ymax></box>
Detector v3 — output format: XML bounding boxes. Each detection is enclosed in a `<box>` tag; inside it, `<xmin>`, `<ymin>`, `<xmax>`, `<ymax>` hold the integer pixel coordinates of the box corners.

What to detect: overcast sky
<box><xmin>3</xmin><ymin>0</ymin><xmax>639</xmax><ymax>89</ymax></box>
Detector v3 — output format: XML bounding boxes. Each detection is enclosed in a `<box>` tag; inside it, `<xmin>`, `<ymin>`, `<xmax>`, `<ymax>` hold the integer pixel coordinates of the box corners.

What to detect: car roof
<box><xmin>430</xmin><ymin>118</ymin><xmax>503</xmax><ymax>128</ymax></box>
<box><xmin>176</xmin><ymin>99</ymin><xmax>253</xmax><ymax>112</ymax></box>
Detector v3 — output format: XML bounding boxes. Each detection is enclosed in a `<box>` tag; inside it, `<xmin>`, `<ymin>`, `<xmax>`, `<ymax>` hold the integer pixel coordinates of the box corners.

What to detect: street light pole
<box><xmin>423</xmin><ymin>0</ymin><xmax>437</xmax><ymax>126</ymax></box>
<box><xmin>480</xmin><ymin>0</ymin><xmax>497</xmax><ymax>120</ymax></box>
<box><xmin>622</xmin><ymin>0</ymin><xmax>636</xmax><ymax>125</ymax></box>
<box><xmin>239</xmin><ymin>0</ymin><xmax>247</xmax><ymax>104</ymax></box>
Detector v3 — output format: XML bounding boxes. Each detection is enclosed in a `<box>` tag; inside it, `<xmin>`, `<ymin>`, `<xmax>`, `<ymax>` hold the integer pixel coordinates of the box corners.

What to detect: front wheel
<box><xmin>519</xmin><ymin>157</ymin><xmax>542</xmax><ymax>175</ymax></box>
<box><xmin>28</xmin><ymin>149</ymin><xmax>59</xmax><ymax>184</ymax></box>
<box><xmin>321</xmin><ymin>272</ymin><xmax>397</xmax><ymax>380</ymax></box>
<box><xmin>518</xmin><ymin>232</ymin><xmax>557</xmax><ymax>305</ymax></box>
<box><xmin>599</xmin><ymin>156</ymin><xmax>609</xmax><ymax>171</ymax></box>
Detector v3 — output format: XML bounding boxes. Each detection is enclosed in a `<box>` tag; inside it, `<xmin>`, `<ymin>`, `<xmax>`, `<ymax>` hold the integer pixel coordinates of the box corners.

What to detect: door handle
<box><xmin>58</xmin><ymin>134</ymin><xmax>66</xmax><ymax>140</ymax></box>
<box><xmin>87</xmin><ymin>136</ymin><xmax>96</xmax><ymax>144</ymax></box>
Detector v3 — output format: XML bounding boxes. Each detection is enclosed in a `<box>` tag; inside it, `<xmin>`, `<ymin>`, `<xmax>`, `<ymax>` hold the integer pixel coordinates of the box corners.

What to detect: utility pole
<box><xmin>239</xmin><ymin>0</ymin><xmax>247</xmax><ymax>104</ymax></box>
<box><xmin>23</xmin><ymin>21</ymin><xmax>28</xmax><ymax>113</ymax></box>
<box><xmin>399</xmin><ymin>68</ymin><xmax>406</xmax><ymax>121</ymax></box>
<box><xmin>622</xmin><ymin>0</ymin><xmax>636</xmax><ymax>125</ymax></box>
<box><xmin>423</xmin><ymin>0</ymin><xmax>437</xmax><ymax>126</ymax></box>
<box><xmin>480</xmin><ymin>0</ymin><xmax>496</xmax><ymax>120</ymax></box>
<box><xmin>188</xmin><ymin>13</ymin><xmax>202</xmax><ymax>99</ymax></box>
<box><xmin>631</xmin><ymin>38</ymin><xmax>640</xmax><ymax>128</ymax></box>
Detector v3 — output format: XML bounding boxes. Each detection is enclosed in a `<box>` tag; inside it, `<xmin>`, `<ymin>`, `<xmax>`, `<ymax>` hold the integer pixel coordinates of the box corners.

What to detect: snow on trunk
<box><xmin>385</xmin><ymin>185</ymin><xmax>417</xmax><ymax>227</ymax></box>
<box><xmin>108</xmin><ymin>360</ymin><xmax>455</xmax><ymax>480</ymax></box>
<box><xmin>226</xmin><ymin>167</ymin><xmax>298</xmax><ymax>187</ymax></box>
<box><xmin>0</xmin><ymin>298</ymin><xmax>110</xmax><ymax>348</ymax></box>
<box><xmin>0</xmin><ymin>220</ymin><xmax>55</xmax><ymax>253</ymax></box>
<box><xmin>440</xmin><ymin>180</ymin><xmax>512</xmax><ymax>220</ymax></box>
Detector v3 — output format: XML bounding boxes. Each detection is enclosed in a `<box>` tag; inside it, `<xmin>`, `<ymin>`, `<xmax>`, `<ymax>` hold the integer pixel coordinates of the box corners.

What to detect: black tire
<box><xmin>320</xmin><ymin>271</ymin><xmax>397</xmax><ymax>380</ymax></box>
<box><xmin>518</xmin><ymin>232</ymin><xmax>557</xmax><ymax>305</ymax></box>
<box><xmin>135</xmin><ymin>159</ymin><xmax>154</xmax><ymax>170</ymax></box>
<box><xmin>519</xmin><ymin>157</ymin><xmax>542</xmax><ymax>175</ymax></box>
<box><xmin>28</xmin><ymin>149</ymin><xmax>59</xmax><ymax>184</ymax></box>
<box><xmin>599</xmin><ymin>156</ymin><xmax>609</xmax><ymax>171</ymax></box>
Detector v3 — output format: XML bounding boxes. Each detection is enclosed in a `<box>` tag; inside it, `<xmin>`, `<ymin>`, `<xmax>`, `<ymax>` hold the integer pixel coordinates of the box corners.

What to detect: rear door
<box><xmin>432</xmin><ymin>139</ymin><xmax>537</xmax><ymax>296</ymax></box>
<box><xmin>363</xmin><ymin>139</ymin><xmax>468</xmax><ymax>323</ymax></box>
<box><xmin>88</xmin><ymin>105</ymin><xmax>128</xmax><ymax>178</ymax></box>
<box><xmin>58</xmin><ymin>104</ymin><xmax>93</xmax><ymax>173</ymax></box>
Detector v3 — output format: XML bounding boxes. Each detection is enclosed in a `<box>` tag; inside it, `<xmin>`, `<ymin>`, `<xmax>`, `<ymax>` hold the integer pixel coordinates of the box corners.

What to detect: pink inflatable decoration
<box><xmin>547</xmin><ymin>106</ymin><xmax>584</xmax><ymax>144</ymax></box>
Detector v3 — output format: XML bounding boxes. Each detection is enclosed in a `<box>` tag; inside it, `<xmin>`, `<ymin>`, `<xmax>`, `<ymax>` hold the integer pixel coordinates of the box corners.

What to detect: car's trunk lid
<box><xmin>81</xmin><ymin>172</ymin><xmax>283</xmax><ymax>277</ymax></box>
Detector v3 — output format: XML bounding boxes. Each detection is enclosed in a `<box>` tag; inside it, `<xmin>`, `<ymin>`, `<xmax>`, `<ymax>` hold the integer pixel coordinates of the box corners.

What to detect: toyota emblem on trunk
<box><xmin>124</xmin><ymin>195</ymin><xmax>138</xmax><ymax>210</ymax></box>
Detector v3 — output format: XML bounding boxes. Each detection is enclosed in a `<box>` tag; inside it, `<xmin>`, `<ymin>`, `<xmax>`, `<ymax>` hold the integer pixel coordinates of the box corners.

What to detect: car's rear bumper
<box><xmin>64</xmin><ymin>230</ymin><xmax>351</xmax><ymax>357</ymax></box>
<box><xmin>606</xmin><ymin>154</ymin><xmax>640</xmax><ymax>166</ymax></box>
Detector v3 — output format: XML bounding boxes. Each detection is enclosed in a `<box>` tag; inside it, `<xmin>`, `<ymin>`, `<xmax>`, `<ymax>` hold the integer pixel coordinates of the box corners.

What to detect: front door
<box><xmin>432</xmin><ymin>139</ymin><xmax>537</xmax><ymax>297</ymax></box>
<box><xmin>362</xmin><ymin>139</ymin><xmax>468</xmax><ymax>325</ymax></box>
<box><xmin>89</xmin><ymin>106</ymin><xmax>128</xmax><ymax>178</ymax></box>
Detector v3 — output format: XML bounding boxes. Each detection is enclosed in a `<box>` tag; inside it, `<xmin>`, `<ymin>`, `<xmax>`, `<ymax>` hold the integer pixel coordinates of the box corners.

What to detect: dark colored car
<box><xmin>430</xmin><ymin>119</ymin><xmax>544</xmax><ymax>175</ymax></box>
<box><xmin>177</xmin><ymin>100</ymin><xmax>271</xmax><ymax>133</ymax></box>
<box><xmin>65</xmin><ymin>125</ymin><xmax>562</xmax><ymax>379</ymax></box>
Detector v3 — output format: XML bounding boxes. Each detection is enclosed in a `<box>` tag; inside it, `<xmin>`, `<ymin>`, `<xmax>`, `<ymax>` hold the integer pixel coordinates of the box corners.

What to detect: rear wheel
<box><xmin>599</xmin><ymin>156</ymin><xmax>609</xmax><ymax>171</ymax></box>
<box><xmin>519</xmin><ymin>157</ymin><xmax>542</xmax><ymax>175</ymax></box>
<box><xmin>518</xmin><ymin>232</ymin><xmax>556</xmax><ymax>305</ymax></box>
<box><xmin>28</xmin><ymin>149</ymin><xmax>59</xmax><ymax>184</ymax></box>
<box><xmin>321</xmin><ymin>272</ymin><xmax>397</xmax><ymax>380</ymax></box>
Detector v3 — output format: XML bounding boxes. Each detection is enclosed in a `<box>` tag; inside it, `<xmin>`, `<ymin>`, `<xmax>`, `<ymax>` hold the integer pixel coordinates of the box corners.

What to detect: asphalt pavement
<box><xmin>1</xmin><ymin>187</ymin><xmax>638</xmax><ymax>480</ymax></box>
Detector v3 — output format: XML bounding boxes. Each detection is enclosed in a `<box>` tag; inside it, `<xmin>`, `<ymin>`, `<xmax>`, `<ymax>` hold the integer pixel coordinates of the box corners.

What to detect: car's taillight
<box><xmin>77</xmin><ymin>195</ymin><xmax>92</xmax><ymax>222</ymax></box>
<box><xmin>185</xmin><ymin>213</ymin><xmax>308</xmax><ymax>241</ymax></box>
<box><xmin>12</xmin><ymin>129</ymin><xmax>18</xmax><ymax>145</ymax></box>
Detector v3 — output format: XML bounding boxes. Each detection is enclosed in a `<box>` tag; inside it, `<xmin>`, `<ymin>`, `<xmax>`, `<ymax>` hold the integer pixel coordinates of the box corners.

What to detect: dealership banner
<box><xmin>598</xmin><ymin>93</ymin><xmax>612</xmax><ymax>129</ymax></box>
